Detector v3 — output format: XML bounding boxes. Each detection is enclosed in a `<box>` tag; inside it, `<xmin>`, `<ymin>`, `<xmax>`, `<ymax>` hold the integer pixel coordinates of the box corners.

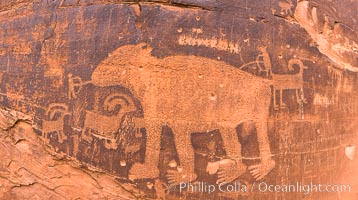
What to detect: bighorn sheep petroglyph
<box><xmin>41</xmin><ymin>103</ymin><xmax>69</xmax><ymax>143</ymax></box>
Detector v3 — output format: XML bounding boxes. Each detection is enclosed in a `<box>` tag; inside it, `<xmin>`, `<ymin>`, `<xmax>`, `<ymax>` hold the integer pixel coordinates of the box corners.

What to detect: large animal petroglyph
<box><xmin>91</xmin><ymin>43</ymin><xmax>275</xmax><ymax>184</ymax></box>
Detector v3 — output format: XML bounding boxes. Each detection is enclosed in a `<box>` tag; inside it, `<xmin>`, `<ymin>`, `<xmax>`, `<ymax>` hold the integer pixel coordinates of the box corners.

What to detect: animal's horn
<box><xmin>288</xmin><ymin>58</ymin><xmax>305</xmax><ymax>72</ymax></box>
<box><xmin>45</xmin><ymin>103</ymin><xmax>69</xmax><ymax>120</ymax></box>
<box><xmin>103</xmin><ymin>93</ymin><xmax>136</xmax><ymax>114</ymax></box>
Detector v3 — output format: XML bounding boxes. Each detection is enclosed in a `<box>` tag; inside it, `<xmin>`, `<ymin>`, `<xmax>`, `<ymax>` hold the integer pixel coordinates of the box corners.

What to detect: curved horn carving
<box><xmin>103</xmin><ymin>93</ymin><xmax>136</xmax><ymax>114</ymax></box>
<box><xmin>288</xmin><ymin>58</ymin><xmax>305</xmax><ymax>73</ymax></box>
<box><xmin>45</xmin><ymin>103</ymin><xmax>69</xmax><ymax>120</ymax></box>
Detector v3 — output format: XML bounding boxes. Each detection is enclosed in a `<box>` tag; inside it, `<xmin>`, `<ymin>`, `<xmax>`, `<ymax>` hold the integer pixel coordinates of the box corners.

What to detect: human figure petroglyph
<box><xmin>239</xmin><ymin>46</ymin><xmax>272</xmax><ymax>76</ymax></box>
<box><xmin>91</xmin><ymin>43</ymin><xmax>275</xmax><ymax>184</ymax></box>
<box><xmin>68</xmin><ymin>73</ymin><xmax>82</xmax><ymax>99</ymax></box>
<box><xmin>256</xmin><ymin>46</ymin><xmax>273</xmax><ymax>77</ymax></box>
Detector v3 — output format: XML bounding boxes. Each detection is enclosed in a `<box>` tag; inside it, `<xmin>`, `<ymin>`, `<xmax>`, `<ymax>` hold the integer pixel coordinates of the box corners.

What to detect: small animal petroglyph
<box><xmin>76</xmin><ymin>84</ymin><xmax>143</xmax><ymax>149</ymax></box>
<box><xmin>41</xmin><ymin>103</ymin><xmax>69</xmax><ymax>143</ymax></box>
<box><xmin>82</xmin><ymin>92</ymin><xmax>135</xmax><ymax>141</ymax></box>
<box><xmin>253</xmin><ymin>46</ymin><xmax>307</xmax><ymax>110</ymax></box>
<box><xmin>272</xmin><ymin>58</ymin><xmax>307</xmax><ymax>110</ymax></box>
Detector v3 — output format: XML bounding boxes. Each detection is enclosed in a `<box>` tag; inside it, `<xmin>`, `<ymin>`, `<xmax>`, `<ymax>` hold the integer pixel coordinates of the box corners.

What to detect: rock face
<box><xmin>0</xmin><ymin>0</ymin><xmax>357</xmax><ymax>199</ymax></box>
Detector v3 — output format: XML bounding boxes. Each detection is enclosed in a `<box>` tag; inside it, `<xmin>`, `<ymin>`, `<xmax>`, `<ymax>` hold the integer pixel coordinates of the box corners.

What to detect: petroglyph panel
<box><xmin>0</xmin><ymin>0</ymin><xmax>357</xmax><ymax>199</ymax></box>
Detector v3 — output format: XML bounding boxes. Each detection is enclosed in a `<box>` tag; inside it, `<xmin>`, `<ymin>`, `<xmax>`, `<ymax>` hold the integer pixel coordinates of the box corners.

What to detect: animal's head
<box><xmin>91</xmin><ymin>43</ymin><xmax>154</xmax><ymax>87</ymax></box>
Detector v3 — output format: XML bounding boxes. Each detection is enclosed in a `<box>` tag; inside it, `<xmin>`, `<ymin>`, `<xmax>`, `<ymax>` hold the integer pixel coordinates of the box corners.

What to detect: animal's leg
<box><xmin>129</xmin><ymin>121</ymin><xmax>161</xmax><ymax>180</ymax></box>
<box><xmin>295</xmin><ymin>88</ymin><xmax>300</xmax><ymax>103</ymax></box>
<box><xmin>42</xmin><ymin>122</ymin><xmax>51</xmax><ymax>143</ymax></box>
<box><xmin>220</xmin><ymin>126</ymin><xmax>242</xmax><ymax>160</ymax></box>
<box><xmin>58</xmin><ymin>131</ymin><xmax>64</xmax><ymax>143</ymax></box>
<box><xmin>279</xmin><ymin>89</ymin><xmax>287</xmax><ymax>109</ymax></box>
<box><xmin>256</xmin><ymin>122</ymin><xmax>271</xmax><ymax>161</ymax></box>
<box><xmin>216</xmin><ymin>126</ymin><xmax>246</xmax><ymax>183</ymax></box>
<box><xmin>296</xmin><ymin>88</ymin><xmax>307</xmax><ymax>104</ymax></box>
<box><xmin>81</xmin><ymin>128</ymin><xmax>93</xmax><ymax>143</ymax></box>
<box><xmin>248</xmin><ymin>122</ymin><xmax>275</xmax><ymax>180</ymax></box>
<box><xmin>166</xmin><ymin>125</ymin><xmax>197</xmax><ymax>186</ymax></box>
<box><xmin>58</xmin><ymin>118</ymin><xmax>67</xmax><ymax>143</ymax></box>
<box><xmin>273</xmin><ymin>89</ymin><xmax>279</xmax><ymax>110</ymax></box>
<box><xmin>44</xmin><ymin>132</ymin><xmax>50</xmax><ymax>143</ymax></box>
